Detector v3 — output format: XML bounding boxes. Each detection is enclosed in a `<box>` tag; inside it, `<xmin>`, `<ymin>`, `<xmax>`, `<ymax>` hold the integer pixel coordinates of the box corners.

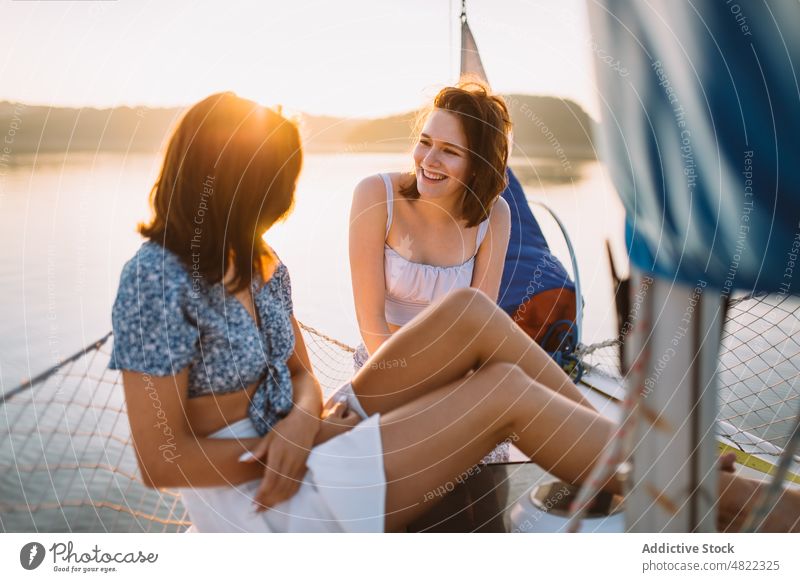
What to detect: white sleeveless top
<box><xmin>382</xmin><ymin>173</ymin><xmax>489</xmax><ymax>326</ymax></box>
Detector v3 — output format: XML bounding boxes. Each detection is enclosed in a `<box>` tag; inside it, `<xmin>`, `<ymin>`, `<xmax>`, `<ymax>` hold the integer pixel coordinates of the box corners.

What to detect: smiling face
<box><xmin>412</xmin><ymin>108</ymin><xmax>471</xmax><ymax>201</ymax></box>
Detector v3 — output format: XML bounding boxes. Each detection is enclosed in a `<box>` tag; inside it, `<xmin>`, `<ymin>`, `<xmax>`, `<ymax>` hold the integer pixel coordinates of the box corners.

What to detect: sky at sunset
<box><xmin>0</xmin><ymin>0</ymin><xmax>599</xmax><ymax>118</ymax></box>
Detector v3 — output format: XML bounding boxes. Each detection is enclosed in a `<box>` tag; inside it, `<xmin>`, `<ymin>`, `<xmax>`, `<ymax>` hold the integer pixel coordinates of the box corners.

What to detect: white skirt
<box><xmin>326</xmin><ymin>380</ymin><xmax>370</xmax><ymax>420</ymax></box>
<box><xmin>179</xmin><ymin>390</ymin><xmax>385</xmax><ymax>533</ymax></box>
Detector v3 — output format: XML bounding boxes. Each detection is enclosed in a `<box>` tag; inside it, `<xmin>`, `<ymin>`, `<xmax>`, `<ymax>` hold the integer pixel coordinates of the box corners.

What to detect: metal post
<box><xmin>625</xmin><ymin>269</ymin><xmax>724</xmax><ymax>532</ymax></box>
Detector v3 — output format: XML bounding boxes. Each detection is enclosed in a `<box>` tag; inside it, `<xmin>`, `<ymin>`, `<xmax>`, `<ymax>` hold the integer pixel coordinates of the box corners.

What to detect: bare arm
<box><xmin>470</xmin><ymin>196</ymin><xmax>511</xmax><ymax>301</ymax></box>
<box><xmin>122</xmin><ymin>368</ymin><xmax>264</xmax><ymax>489</ymax></box>
<box><xmin>124</xmin><ymin>319</ymin><xmax>323</xmax><ymax>492</ymax></box>
<box><xmin>350</xmin><ymin>175</ymin><xmax>393</xmax><ymax>355</ymax></box>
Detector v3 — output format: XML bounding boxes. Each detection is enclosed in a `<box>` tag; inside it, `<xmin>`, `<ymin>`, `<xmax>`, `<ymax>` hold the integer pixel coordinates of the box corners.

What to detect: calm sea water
<box><xmin>0</xmin><ymin>152</ymin><xmax>626</xmax><ymax>391</ymax></box>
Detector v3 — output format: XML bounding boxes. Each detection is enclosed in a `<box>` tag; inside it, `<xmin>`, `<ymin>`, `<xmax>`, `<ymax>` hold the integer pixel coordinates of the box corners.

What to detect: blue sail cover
<box><xmin>588</xmin><ymin>1</ymin><xmax>800</xmax><ymax>294</ymax></box>
<box><xmin>498</xmin><ymin>168</ymin><xmax>575</xmax><ymax>315</ymax></box>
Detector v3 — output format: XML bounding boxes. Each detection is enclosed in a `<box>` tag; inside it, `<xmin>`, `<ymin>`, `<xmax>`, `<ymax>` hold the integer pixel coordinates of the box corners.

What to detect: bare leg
<box><xmin>717</xmin><ymin>472</ymin><xmax>800</xmax><ymax>532</ymax></box>
<box><xmin>378</xmin><ymin>362</ymin><xmax>614</xmax><ymax>531</ymax></box>
<box><xmin>376</xmin><ymin>361</ymin><xmax>800</xmax><ymax>532</ymax></box>
<box><xmin>352</xmin><ymin>288</ymin><xmax>594</xmax><ymax>416</ymax></box>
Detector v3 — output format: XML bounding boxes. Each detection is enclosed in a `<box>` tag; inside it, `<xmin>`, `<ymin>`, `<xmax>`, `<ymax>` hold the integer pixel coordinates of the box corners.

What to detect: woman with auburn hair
<box><xmin>345</xmin><ymin>82</ymin><xmax>592</xmax><ymax>462</ymax></box>
<box><xmin>349</xmin><ymin>83</ymin><xmax>514</xmax><ymax>368</ymax></box>
<box><xmin>110</xmin><ymin>92</ymin><xmax>799</xmax><ymax>533</ymax></box>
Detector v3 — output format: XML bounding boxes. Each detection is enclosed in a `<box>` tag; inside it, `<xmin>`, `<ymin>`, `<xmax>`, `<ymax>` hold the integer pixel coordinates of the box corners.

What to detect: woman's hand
<box><xmin>245</xmin><ymin>318</ymin><xmax>325</xmax><ymax>511</ymax></box>
<box><xmin>244</xmin><ymin>408</ymin><xmax>320</xmax><ymax>511</ymax></box>
<box><xmin>313</xmin><ymin>401</ymin><xmax>362</xmax><ymax>446</ymax></box>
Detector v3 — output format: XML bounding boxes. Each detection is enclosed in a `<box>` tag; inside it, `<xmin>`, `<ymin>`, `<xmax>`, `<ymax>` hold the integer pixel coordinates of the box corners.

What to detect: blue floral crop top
<box><xmin>109</xmin><ymin>241</ymin><xmax>296</xmax><ymax>436</ymax></box>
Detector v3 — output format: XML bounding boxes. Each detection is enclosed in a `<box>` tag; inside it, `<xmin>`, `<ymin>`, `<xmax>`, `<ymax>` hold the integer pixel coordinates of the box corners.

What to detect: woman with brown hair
<box><xmin>349</xmin><ymin>83</ymin><xmax>514</xmax><ymax>368</ymax></box>
<box><xmin>344</xmin><ymin>82</ymin><xmax>595</xmax><ymax>462</ymax></box>
<box><xmin>110</xmin><ymin>92</ymin><xmax>799</xmax><ymax>533</ymax></box>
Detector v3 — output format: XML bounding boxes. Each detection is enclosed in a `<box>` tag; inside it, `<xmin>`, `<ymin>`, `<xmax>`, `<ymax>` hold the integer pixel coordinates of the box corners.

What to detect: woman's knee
<box><xmin>477</xmin><ymin>361</ymin><xmax>522</xmax><ymax>381</ymax></box>
<box><xmin>455</xmin><ymin>362</ymin><xmax>536</xmax><ymax>430</ymax></box>
<box><xmin>437</xmin><ymin>288</ymin><xmax>496</xmax><ymax>328</ymax></box>
<box><xmin>472</xmin><ymin>362</ymin><xmax>538</xmax><ymax>404</ymax></box>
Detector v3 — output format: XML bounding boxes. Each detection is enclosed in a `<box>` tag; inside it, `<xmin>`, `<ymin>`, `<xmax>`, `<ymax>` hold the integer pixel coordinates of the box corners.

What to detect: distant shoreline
<box><xmin>0</xmin><ymin>94</ymin><xmax>597</xmax><ymax>161</ymax></box>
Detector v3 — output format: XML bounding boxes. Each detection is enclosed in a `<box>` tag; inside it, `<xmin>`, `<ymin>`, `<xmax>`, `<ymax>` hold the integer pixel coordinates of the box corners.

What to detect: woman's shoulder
<box><xmin>351</xmin><ymin>174</ymin><xmax>395</xmax><ymax>227</ymax></box>
<box><xmin>352</xmin><ymin>172</ymin><xmax>416</xmax><ymax>211</ymax></box>
<box><xmin>476</xmin><ymin>196</ymin><xmax>510</xmax><ymax>249</ymax></box>
<box><xmin>117</xmin><ymin>241</ymin><xmax>192</xmax><ymax>295</ymax></box>
<box><xmin>110</xmin><ymin>241</ymin><xmax>199</xmax><ymax>374</ymax></box>
<box><xmin>353</xmin><ymin>173</ymin><xmax>389</xmax><ymax>201</ymax></box>
<box><xmin>489</xmin><ymin>195</ymin><xmax>510</xmax><ymax>224</ymax></box>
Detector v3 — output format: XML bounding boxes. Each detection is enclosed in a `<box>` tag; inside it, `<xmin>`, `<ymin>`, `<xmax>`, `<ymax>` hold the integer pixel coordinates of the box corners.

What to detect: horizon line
<box><xmin>0</xmin><ymin>92</ymin><xmax>595</xmax><ymax>122</ymax></box>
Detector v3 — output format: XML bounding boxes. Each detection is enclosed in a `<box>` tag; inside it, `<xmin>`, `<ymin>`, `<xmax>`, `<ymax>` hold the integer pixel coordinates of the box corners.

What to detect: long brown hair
<box><xmin>139</xmin><ymin>92</ymin><xmax>302</xmax><ymax>293</ymax></box>
<box><xmin>400</xmin><ymin>82</ymin><xmax>511</xmax><ymax>227</ymax></box>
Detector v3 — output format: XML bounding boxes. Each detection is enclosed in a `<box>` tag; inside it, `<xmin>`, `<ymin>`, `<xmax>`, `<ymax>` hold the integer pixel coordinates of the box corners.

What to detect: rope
<box><xmin>541</xmin><ymin>319</ymin><xmax>584</xmax><ymax>383</ymax></box>
<box><xmin>0</xmin><ymin>332</ymin><xmax>113</xmax><ymax>405</ymax></box>
<box><xmin>297</xmin><ymin>321</ymin><xmax>355</xmax><ymax>353</ymax></box>
<box><xmin>575</xmin><ymin>338</ymin><xmax>621</xmax><ymax>357</ymax></box>
<box><xmin>565</xmin><ymin>282</ymin><xmax>652</xmax><ymax>532</ymax></box>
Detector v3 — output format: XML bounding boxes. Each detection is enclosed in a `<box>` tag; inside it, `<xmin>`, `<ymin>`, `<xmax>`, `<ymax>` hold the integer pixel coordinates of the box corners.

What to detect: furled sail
<box><xmin>460</xmin><ymin>3</ymin><xmax>489</xmax><ymax>83</ymax></box>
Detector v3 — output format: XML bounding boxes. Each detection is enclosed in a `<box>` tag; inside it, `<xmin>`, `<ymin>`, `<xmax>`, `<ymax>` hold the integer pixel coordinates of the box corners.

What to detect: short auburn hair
<box><xmin>139</xmin><ymin>92</ymin><xmax>302</xmax><ymax>293</ymax></box>
<box><xmin>400</xmin><ymin>82</ymin><xmax>511</xmax><ymax>227</ymax></box>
